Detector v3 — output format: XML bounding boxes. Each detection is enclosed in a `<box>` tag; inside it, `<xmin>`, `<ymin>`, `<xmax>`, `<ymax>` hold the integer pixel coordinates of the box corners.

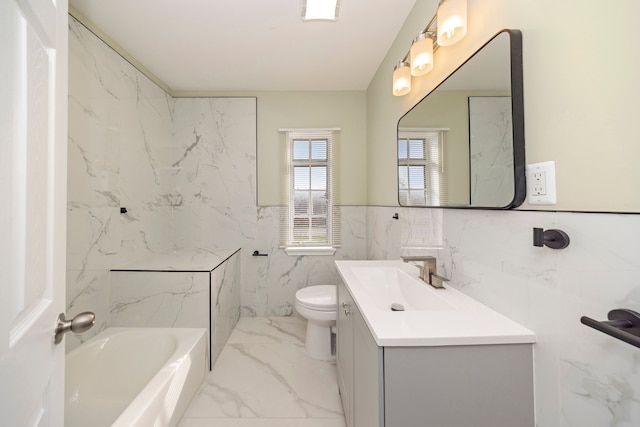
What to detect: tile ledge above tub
<box><xmin>111</xmin><ymin>247</ymin><xmax>241</xmax><ymax>273</ymax></box>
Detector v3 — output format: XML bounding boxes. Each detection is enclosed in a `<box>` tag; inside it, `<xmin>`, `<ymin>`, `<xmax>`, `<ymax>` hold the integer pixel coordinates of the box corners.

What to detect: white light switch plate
<box><xmin>527</xmin><ymin>161</ymin><xmax>556</xmax><ymax>205</ymax></box>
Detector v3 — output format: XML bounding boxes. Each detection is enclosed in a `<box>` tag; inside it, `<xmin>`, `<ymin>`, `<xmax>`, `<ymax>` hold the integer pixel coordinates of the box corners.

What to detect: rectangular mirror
<box><xmin>397</xmin><ymin>29</ymin><xmax>525</xmax><ymax>208</ymax></box>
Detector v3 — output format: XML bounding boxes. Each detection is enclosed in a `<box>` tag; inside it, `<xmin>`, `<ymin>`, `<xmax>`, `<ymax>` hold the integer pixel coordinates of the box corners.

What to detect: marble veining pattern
<box><xmin>211</xmin><ymin>253</ymin><xmax>241</xmax><ymax>365</ymax></box>
<box><xmin>67</xmin><ymin>16</ymin><xmax>175</xmax><ymax>349</ymax></box>
<box><xmin>109</xmin><ymin>271</ymin><xmax>209</xmax><ymax>328</ymax></box>
<box><xmin>179</xmin><ymin>317</ymin><xmax>345</xmax><ymax>427</ymax></box>
<box><xmin>110</xmin><ymin>249</ymin><xmax>241</xmax><ymax>368</ymax></box>
<box><xmin>367</xmin><ymin>206</ymin><xmax>640</xmax><ymax>427</ymax></box>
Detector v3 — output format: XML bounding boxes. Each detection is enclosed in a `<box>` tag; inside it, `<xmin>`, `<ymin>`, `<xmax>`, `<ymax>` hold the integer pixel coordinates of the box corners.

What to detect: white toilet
<box><xmin>294</xmin><ymin>285</ymin><xmax>337</xmax><ymax>360</ymax></box>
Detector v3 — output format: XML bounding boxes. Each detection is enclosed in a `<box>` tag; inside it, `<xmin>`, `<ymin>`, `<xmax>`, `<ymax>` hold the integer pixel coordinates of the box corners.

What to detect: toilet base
<box><xmin>304</xmin><ymin>319</ymin><xmax>336</xmax><ymax>361</ymax></box>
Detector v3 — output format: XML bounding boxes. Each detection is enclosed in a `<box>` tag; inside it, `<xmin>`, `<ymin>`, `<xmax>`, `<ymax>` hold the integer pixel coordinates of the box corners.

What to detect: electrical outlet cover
<box><xmin>527</xmin><ymin>161</ymin><xmax>556</xmax><ymax>205</ymax></box>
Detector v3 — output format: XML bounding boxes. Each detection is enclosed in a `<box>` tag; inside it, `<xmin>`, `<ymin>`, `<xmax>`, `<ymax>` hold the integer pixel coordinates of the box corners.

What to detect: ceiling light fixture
<box><xmin>301</xmin><ymin>0</ymin><xmax>340</xmax><ymax>22</ymax></box>
<box><xmin>392</xmin><ymin>0</ymin><xmax>468</xmax><ymax>96</ymax></box>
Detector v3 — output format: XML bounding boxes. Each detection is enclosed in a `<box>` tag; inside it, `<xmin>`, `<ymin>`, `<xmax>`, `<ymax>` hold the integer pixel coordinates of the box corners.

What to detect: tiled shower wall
<box><xmin>368</xmin><ymin>206</ymin><xmax>640</xmax><ymax>426</ymax></box>
<box><xmin>66</xmin><ymin>17</ymin><xmax>367</xmax><ymax>350</ymax></box>
<box><xmin>67</xmin><ymin>17</ymin><xmax>175</xmax><ymax>348</ymax></box>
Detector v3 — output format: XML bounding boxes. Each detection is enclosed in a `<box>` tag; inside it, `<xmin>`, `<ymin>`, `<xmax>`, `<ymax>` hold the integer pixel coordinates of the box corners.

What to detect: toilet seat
<box><xmin>295</xmin><ymin>285</ymin><xmax>336</xmax><ymax>311</ymax></box>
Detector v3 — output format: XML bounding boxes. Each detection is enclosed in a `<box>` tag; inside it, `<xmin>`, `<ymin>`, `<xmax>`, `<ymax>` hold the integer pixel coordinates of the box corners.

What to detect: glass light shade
<box><xmin>302</xmin><ymin>0</ymin><xmax>339</xmax><ymax>21</ymax></box>
<box><xmin>437</xmin><ymin>0</ymin><xmax>467</xmax><ymax>46</ymax></box>
<box><xmin>410</xmin><ymin>34</ymin><xmax>434</xmax><ymax>76</ymax></box>
<box><xmin>392</xmin><ymin>62</ymin><xmax>411</xmax><ymax>96</ymax></box>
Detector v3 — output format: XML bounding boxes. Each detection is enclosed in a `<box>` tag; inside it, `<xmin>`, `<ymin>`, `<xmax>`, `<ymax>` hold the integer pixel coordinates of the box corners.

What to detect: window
<box><xmin>398</xmin><ymin>129</ymin><xmax>447</xmax><ymax>206</ymax></box>
<box><xmin>280</xmin><ymin>129</ymin><xmax>340</xmax><ymax>255</ymax></box>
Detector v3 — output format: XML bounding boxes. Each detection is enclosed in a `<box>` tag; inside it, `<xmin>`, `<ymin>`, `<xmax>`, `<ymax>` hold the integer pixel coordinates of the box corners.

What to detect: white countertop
<box><xmin>112</xmin><ymin>247</ymin><xmax>240</xmax><ymax>272</ymax></box>
<box><xmin>335</xmin><ymin>260</ymin><xmax>535</xmax><ymax>347</ymax></box>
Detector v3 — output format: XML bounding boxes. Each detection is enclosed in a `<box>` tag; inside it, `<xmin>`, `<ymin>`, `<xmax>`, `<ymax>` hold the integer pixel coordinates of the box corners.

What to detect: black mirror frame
<box><xmin>397</xmin><ymin>28</ymin><xmax>526</xmax><ymax>209</ymax></box>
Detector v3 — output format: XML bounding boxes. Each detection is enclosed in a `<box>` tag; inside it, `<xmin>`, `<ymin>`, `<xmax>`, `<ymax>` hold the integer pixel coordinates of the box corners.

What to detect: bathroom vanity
<box><xmin>335</xmin><ymin>260</ymin><xmax>535</xmax><ymax>427</ymax></box>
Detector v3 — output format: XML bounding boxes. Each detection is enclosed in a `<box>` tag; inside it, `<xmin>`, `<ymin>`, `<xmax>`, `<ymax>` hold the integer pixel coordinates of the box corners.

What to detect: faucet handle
<box><xmin>429</xmin><ymin>273</ymin><xmax>449</xmax><ymax>289</ymax></box>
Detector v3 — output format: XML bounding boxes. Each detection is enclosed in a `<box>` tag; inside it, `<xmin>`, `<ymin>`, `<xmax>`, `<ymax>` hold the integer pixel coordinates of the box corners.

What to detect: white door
<box><xmin>0</xmin><ymin>0</ymin><xmax>68</xmax><ymax>425</ymax></box>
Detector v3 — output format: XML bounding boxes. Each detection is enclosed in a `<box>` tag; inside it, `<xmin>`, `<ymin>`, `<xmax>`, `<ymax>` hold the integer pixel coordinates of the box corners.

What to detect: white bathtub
<box><xmin>65</xmin><ymin>328</ymin><xmax>207</xmax><ymax>427</ymax></box>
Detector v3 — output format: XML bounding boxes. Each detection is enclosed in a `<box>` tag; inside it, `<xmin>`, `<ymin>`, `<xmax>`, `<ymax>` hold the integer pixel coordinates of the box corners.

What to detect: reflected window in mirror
<box><xmin>398</xmin><ymin>129</ymin><xmax>447</xmax><ymax>206</ymax></box>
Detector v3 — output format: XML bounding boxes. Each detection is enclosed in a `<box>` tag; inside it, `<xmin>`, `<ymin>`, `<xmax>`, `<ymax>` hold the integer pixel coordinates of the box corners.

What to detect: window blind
<box><xmin>398</xmin><ymin>129</ymin><xmax>448</xmax><ymax>206</ymax></box>
<box><xmin>279</xmin><ymin>129</ymin><xmax>341</xmax><ymax>248</ymax></box>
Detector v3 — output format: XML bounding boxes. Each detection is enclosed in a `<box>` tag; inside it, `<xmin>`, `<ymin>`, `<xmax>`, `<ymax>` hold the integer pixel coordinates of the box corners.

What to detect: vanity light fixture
<box><xmin>437</xmin><ymin>0</ymin><xmax>467</xmax><ymax>46</ymax></box>
<box><xmin>301</xmin><ymin>0</ymin><xmax>340</xmax><ymax>21</ymax></box>
<box><xmin>392</xmin><ymin>0</ymin><xmax>467</xmax><ymax>96</ymax></box>
<box><xmin>410</xmin><ymin>32</ymin><xmax>435</xmax><ymax>76</ymax></box>
<box><xmin>392</xmin><ymin>61</ymin><xmax>412</xmax><ymax>96</ymax></box>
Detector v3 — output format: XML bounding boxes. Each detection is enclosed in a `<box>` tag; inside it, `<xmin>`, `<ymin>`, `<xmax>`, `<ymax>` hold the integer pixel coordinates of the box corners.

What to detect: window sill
<box><xmin>284</xmin><ymin>247</ymin><xmax>336</xmax><ymax>256</ymax></box>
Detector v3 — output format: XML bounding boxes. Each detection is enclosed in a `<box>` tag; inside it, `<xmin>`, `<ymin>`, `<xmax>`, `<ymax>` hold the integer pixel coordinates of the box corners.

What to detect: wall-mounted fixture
<box><xmin>410</xmin><ymin>32</ymin><xmax>435</xmax><ymax>76</ymax></box>
<box><xmin>301</xmin><ymin>0</ymin><xmax>340</xmax><ymax>21</ymax></box>
<box><xmin>392</xmin><ymin>61</ymin><xmax>412</xmax><ymax>96</ymax></box>
<box><xmin>581</xmin><ymin>309</ymin><xmax>640</xmax><ymax>350</ymax></box>
<box><xmin>436</xmin><ymin>0</ymin><xmax>467</xmax><ymax>46</ymax></box>
<box><xmin>392</xmin><ymin>0</ymin><xmax>468</xmax><ymax>96</ymax></box>
<box><xmin>533</xmin><ymin>228</ymin><xmax>570</xmax><ymax>249</ymax></box>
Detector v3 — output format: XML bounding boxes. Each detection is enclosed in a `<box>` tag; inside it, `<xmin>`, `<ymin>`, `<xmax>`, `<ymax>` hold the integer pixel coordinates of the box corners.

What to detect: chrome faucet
<box><xmin>401</xmin><ymin>256</ymin><xmax>448</xmax><ymax>289</ymax></box>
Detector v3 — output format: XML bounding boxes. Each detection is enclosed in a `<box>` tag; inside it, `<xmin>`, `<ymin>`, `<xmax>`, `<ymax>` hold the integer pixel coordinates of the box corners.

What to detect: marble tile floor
<box><xmin>179</xmin><ymin>316</ymin><xmax>346</xmax><ymax>427</ymax></box>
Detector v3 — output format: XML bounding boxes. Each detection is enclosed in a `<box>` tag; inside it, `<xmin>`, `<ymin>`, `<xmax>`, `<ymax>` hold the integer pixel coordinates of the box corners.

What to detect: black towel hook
<box><xmin>533</xmin><ymin>228</ymin><xmax>570</xmax><ymax>249</ymax></box>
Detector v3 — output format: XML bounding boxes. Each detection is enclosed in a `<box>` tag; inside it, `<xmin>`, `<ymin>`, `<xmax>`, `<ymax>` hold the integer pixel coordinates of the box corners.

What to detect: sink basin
<box><xmin>351</xmin><ymin>267</ymin><xmax>454</xmax><ymax>311</ymax></box>
<box><xmin>335</xmin><ymin>260</ymin><xmax>536</xmax><ymax>347</ymax></box>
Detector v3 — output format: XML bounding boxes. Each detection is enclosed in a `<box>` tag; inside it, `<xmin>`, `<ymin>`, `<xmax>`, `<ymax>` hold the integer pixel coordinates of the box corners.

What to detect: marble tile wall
<box><xmin>367</xmin><ymin>206</ymin><xmax>640</xmax><ymax>427</ymax></box>
<box><xmin>110</xmin><ymin>271</ymin><xmax>210</xmax><ymax>329</ymax></box>
<box><xmin>210</xmin><ymin>252</ymin><xmax>241</xmax><ymax>365</ymax></box>
<box><xmin>246</xmin><ymin>206</ymin><xmax>367</xmax><ymax>317</ymax></box>
<box><xmin>171</xmin><ymin>97</ymin><xmax>258</xmax><ymax>317</ymax></box>
<box><xmin>67</xmin><ymin>17</ymin><xmax>175</xmax><ymax>350</ymax></box>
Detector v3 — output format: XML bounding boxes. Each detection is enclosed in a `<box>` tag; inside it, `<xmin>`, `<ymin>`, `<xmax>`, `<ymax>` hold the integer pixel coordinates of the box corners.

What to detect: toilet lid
<box><xmin>296</xmin><ymin>285</ymin><xmax>337</xmax><ymax>311</ymax></box>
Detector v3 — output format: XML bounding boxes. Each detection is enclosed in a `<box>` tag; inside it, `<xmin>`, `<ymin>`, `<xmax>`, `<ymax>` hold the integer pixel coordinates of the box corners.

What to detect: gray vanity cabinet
<box><xmin>352</xmin><ymin>298</ymin><xmax>383</xmax><ymax>427</ymax></box>
<box><xmin>337</xmin><ymin>278</ymin><xmax>355</xmax><ymax>426</ymax></box>
<box><xmin>337</xmin><ymin>277</ymin><xmax>383</xmax><ymax>427</ymax></box>
<box><xmin>336</xmin><ymin>277</ymin><xmax>535</xmax><ymax>427</ymax></box>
